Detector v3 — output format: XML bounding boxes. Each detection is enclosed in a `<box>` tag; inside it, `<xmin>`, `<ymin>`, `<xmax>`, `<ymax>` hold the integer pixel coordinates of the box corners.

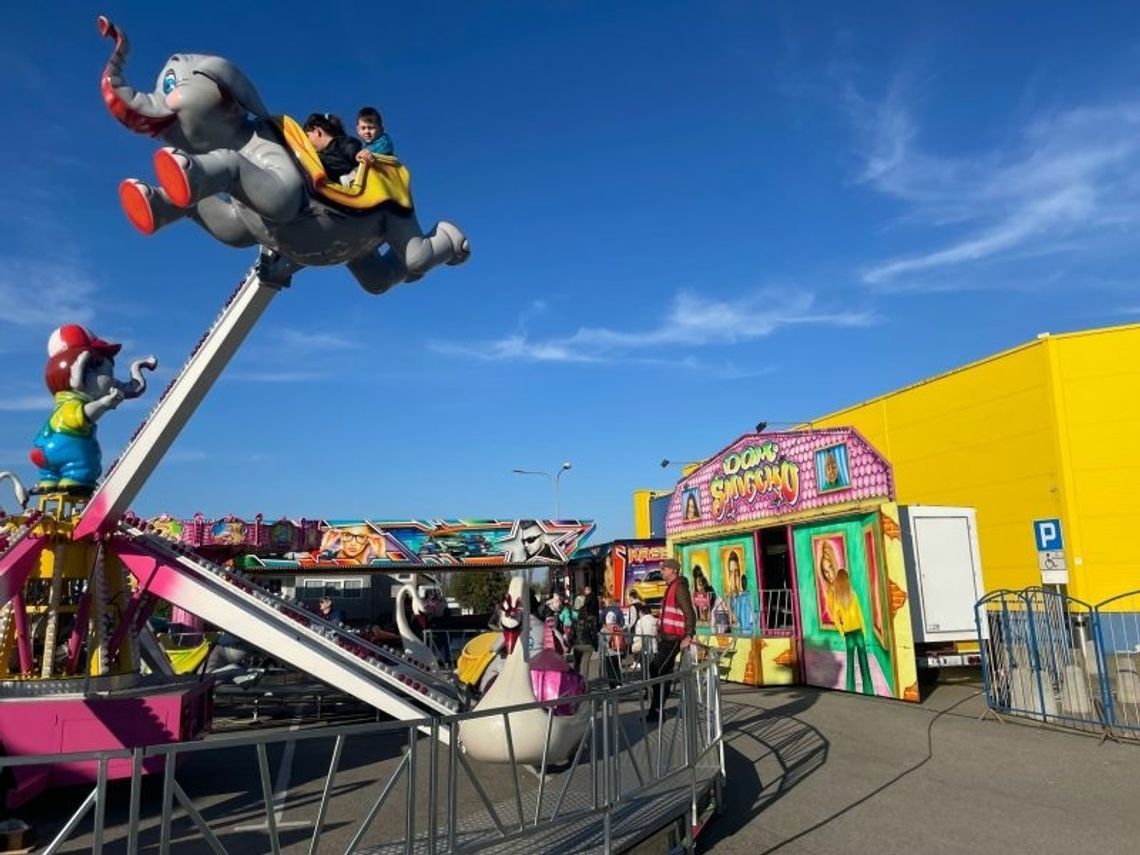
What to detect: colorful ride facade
<box><xmin>661</xmin><ymin>427</ymin><xmax>921</xmax><ymax>702</ymax></box>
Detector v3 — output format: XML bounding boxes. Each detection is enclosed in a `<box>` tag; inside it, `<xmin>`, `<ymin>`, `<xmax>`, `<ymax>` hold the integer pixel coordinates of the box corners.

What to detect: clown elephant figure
<box><xmin>98</xmin><ymin>16</ymin><xmax>470</xmax><ymax>295</ymax></box>
<box><xmin>30</xmin><ymin>325</ymin><xmax>156</xmax><ymax>493</ymax></box>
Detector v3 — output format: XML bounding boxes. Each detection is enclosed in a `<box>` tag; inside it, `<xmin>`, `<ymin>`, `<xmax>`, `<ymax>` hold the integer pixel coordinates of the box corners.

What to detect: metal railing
<box><xmin>976</xmin><ymin>587</ymin><xmax>1140</xmax><ymax>740</ymax></box>
<box><xmin>760</xmin><ymin>588</ymin><xmax>795</xmax><ymax>636</ymax></box>
<box><xmin>1</xmin><ymin>658</ymin><xmax>723</xmax><ymax>854</ymax></box>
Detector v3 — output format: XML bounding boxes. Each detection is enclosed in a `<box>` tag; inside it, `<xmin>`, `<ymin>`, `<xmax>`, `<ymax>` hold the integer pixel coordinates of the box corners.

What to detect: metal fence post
<box><xmin>1024</xmin><ymin>591</ymin><xmax>1051</xmax><ymax>722</ymax></box>
<box><xmin>127</xmin><ymin>747</ymin><xmax>144</xmax><ymax>855</ymax></box>
<box><xmin>1091</xmin><ymin>606</ymin><xmax>1117</xmax><ymax>733</ymax></box>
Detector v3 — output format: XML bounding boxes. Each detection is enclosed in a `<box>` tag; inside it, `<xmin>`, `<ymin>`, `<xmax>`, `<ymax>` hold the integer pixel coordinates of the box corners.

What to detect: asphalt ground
<box><xmin>6</xmin><ymin>669</ymin><xmax>1137</xmax><ymax>853</ymax></box>
<box><xmin>703</xmin><ymin>669</ymin><xmax>1137</xmax><ymax>855</ymax></box>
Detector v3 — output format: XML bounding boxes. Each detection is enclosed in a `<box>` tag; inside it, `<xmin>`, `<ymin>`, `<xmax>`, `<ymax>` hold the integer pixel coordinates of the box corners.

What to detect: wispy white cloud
<box><xmin>0</xmin><ymin>259</ymin><xmax>98</xmax><ymax>329</ymax></box>
<box><xmin>165</xmin><ymin>448</ymin><xmax>275</xmax><ymax>464</ymax></box>
<box><xmin>0</xmin><ymin>396</ymin><xmax>47</xmax><ymax>412</ymax></box>
<box><xmin>848</xmin><ymin>84</ymin><xmax>1140</xmax><ymax>289</ymax></box>
<box><xmin>276</xmin><ymin>329</ymin><xmax>363</xmax><ymax>352</ymax></box>
<box><xmin>429</xmin><ymin>290</ymin><xmax>876</xmax><ymax>364</ymax></box>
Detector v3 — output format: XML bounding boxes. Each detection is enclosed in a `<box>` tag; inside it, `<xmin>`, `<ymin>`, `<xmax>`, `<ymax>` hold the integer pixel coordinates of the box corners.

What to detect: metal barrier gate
<box><xmin>976</xmin><ymin>587</ymin><xmax>1140</xmax><ymax>740</ymax></box>
<box><xmin>1</xmin><ymin>658</ymin><xmax>724</xmax><ymax>854</ymax></box>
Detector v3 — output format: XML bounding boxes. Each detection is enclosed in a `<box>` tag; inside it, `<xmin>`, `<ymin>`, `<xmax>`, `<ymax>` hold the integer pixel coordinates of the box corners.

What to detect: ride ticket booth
<box><xmin>663</xmin><ymin>428</ymin><xmax>921</xmax><ymax>701</ymax></box>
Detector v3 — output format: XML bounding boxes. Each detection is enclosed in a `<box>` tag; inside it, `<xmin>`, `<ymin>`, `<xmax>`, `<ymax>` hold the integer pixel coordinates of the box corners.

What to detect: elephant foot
<box><xmin>154</xmin><ymin>147</ymin><xmax>194</xmax><ymax>208</ymax></box>
<box><xmin>119</xmin><ymin>179</ymin><xmax>160</xmax><ymax>234</ymax></box>
<box><xmin>437</xmin><ymin>221</ymin><xmax>472</xmax><ymax>266</ymax></box>
<box><xmin>119</xmin><ymin>180</ymin><xmax>185</xmax><ymax>235</ymax></box>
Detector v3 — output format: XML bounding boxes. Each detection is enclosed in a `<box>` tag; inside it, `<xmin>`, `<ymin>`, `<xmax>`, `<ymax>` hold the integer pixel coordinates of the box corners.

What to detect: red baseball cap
<box><xmin>47</xmin><ymin>324</ymin><xmax>122</xmax><ymax>358</ymax></box>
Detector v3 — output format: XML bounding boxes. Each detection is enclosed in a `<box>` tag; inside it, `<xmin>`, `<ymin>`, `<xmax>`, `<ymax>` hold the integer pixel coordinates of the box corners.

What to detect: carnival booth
<box><xmin>568</xmin><ymin>539</ymin><xmax>669</xmax><ymax>610</ymax></box>
<box><xmin>664</xmin><ymin>428</ymin><xmax>920</xmax><ymax>702</ymax></box>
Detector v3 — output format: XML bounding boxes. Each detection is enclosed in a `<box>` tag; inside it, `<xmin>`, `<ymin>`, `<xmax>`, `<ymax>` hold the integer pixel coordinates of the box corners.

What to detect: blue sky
<box><xmin>2</xmin><ymin>2</ymin><xmax>1139</xmax><ymax>543</ymax></box>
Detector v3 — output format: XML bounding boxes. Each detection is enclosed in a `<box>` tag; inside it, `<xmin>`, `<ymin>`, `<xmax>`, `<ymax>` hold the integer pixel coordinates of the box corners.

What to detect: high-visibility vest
<box><xmin>660</xmin><ymin>579</ymin><xmax>688</xmax><ymax>638</ymax></box>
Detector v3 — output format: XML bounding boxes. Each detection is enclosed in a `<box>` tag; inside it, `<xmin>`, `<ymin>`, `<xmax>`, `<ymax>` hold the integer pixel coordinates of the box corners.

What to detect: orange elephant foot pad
<box><xmin>119</xmin><ymin>181</ymin><xmax>156</xmax><ymax>235</ymax></box>
<box><xmin>154</xmin><ymin>149</ymin><xmax>193</xmax><ymax>208</ymax></box>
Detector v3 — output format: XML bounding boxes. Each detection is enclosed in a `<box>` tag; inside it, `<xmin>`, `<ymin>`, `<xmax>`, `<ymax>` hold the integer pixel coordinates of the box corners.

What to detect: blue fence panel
<box><xmin>975</xmin><ymin>587</ymin><xmax>1140</xmax><ymax>740</ymax></box>
<box><xmin>975</xmin><ymin>588</ymin><xmax>1105</xmax><ymax>737</ymax></box>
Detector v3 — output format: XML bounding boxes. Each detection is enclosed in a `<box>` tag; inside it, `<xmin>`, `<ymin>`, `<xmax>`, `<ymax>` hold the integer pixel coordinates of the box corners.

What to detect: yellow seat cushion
<box><xmin>165</xmin><ymin>640</ymin><xmax>211</xmax><ymax>675</ymax></box>
<box><xmin>455</xmin><ymin>631</ymin><xmax>501</xmax><ymax>687</ymax></box>
<box><xmin>276</xmin><ymin>115</ymin><xmax>414</xmax><ymax>213</ymax></box>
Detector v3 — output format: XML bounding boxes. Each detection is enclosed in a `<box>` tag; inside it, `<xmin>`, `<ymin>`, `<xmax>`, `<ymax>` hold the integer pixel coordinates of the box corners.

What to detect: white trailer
<box><xmin>899</xmin><ymin>505</ymin><xmax>987</xmax><ymax>670</ymax></box>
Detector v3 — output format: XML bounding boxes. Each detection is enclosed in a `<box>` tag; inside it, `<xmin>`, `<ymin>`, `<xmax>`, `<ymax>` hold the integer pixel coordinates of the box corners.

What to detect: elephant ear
<box><xmin>192</xmin><ymin>56</ymin><xmax>271</xmax><ymax>120</ymax></box>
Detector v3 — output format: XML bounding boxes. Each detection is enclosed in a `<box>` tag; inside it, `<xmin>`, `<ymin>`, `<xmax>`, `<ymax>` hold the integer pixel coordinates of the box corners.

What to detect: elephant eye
<box><xmin>162</xmin><ymin>70</ymin><xmax>178</xmax><ymax>95</ymax></box>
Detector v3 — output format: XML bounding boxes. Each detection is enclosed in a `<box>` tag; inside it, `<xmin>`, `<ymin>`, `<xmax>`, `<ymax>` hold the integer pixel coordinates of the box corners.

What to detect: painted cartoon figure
<box><xmin>725</xmin><ymin>552</ymin><xmax>755</xmax><ymax>635</ymax></box>
<box><xmin>97</xmin><ymin>17</ymin><xmax>470</xmax><ymax>294</ymax></box>
<box><xmin>692</xmin><ymin>564</ymin><xmax>714</xmax><ymax>623</ymax></box>
<box><xmin>29</xmin><ymin>325</ymin><xmax>157</xmax><ymax>492</ymax></box>
<box><xmin>817</xmin><ymin>540</ymin><xmax>874</xmax><ymax>695</ymax></box>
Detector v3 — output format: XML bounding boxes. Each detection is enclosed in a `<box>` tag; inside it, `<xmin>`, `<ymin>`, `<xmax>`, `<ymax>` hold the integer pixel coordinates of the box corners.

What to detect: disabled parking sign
<box><xmin>1033</xmin><ymin>519</ymin><xmax>1067</xmax><ymax>583</ymax></box>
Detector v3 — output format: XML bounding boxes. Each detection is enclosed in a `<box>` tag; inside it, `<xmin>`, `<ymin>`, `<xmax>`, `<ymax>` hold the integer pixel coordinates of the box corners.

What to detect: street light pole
<box><xmin>554</xmin><ymin>462</ymin><xmax>572</xmax><ymax>519</ymax></box>
<box><xmin>512</xmin><ymin>462</ymin><xmax>573</xmax><ymax>518</ymax></box>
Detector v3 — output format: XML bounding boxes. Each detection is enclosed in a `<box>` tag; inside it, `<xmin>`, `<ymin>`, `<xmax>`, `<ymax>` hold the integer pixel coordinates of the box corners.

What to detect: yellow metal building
<box><xmin>808</xmin><ymin>323</ymin><xmax>1140</xmax><ymax>603</ymax></box>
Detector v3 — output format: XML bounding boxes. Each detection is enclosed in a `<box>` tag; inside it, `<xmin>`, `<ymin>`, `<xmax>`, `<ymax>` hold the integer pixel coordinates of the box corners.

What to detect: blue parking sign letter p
<box><xmin>1034</xmin><ymin>519</ymin><xmax>1063</xmax><ymax>551</ymax></box>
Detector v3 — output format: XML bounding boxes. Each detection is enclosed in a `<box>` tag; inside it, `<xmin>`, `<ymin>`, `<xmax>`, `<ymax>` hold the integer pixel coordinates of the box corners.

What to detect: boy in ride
<box><xmin>355</xmin><ymin>106</ymin><xmax>395</xmax><ymax>168</ymax></box>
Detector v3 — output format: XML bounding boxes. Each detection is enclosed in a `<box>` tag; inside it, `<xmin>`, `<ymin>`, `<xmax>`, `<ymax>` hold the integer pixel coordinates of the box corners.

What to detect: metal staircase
<box><xmin>116</xmin><ymin>525</ymin><xmax>463</xmax><ymax>722</ymax></box>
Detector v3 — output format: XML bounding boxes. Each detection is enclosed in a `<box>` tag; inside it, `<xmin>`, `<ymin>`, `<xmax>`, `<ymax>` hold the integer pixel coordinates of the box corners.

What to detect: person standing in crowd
<box><xmin>626</xmin><ymin>590</ymin><xmax>645</xmax><ymax>631</ymax></box>
<box><xmin>602</xmin><ymin>610</ymin><xmax>626</xmax><ymax>687</ymax></box>
<box><xmin>573</xmin><ymin>583</ymin><xmax>600</xmax><ymax>672</ymax></box>
<box><xmin>646</xmin><ymin>558</ymin><xmax>696</xmax><ymax>718</ymax></box>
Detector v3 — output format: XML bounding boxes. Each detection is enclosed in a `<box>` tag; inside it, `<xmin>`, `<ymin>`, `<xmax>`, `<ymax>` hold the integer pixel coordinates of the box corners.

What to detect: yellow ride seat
<box><xmin>455</xmin><ymin>631</ymin><xmax>501</xmax><ymax>688</ymax></box>
<box><xmin>163</xmin><ymin>639</ymin><xmax>212</xmax><ymax>675</ymax></box>
<box><xmin>276</xmin><ymin>115</ymin><xmax>414</xmax><ymax>213</ymax></box>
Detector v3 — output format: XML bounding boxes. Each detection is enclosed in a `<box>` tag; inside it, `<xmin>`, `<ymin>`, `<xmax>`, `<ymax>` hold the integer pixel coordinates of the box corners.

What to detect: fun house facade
<box><xmin>664</xmin><ymin>428</ymin><xmax>920</xmax><ymax>702</ymax></box>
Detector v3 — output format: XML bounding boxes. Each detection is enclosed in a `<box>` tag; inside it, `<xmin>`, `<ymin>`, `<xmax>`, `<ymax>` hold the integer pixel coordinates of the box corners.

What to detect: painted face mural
<box><xmin>508</xmin><ymin>520</ymin><xmax>562</xmax><ymax>563</ymax></box>
<box><xmin>321</xmin><ymin>524</ymin><xmax>385</xmax><ymax>564</ymax></box>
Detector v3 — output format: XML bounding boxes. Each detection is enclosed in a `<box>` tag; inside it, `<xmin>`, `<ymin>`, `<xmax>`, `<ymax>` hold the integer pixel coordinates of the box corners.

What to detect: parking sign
<box><xmin>1033</xmin><ymin>519</ymin><xmax>1064</xmax><ymax>552</ymax></box>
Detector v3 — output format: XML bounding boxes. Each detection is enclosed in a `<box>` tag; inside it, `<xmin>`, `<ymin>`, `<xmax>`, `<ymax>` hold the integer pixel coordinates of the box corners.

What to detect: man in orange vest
<box><xmin>647</xmin><ymin>558</ymin><xmax>697</xmax><ymax>717</ymax></box>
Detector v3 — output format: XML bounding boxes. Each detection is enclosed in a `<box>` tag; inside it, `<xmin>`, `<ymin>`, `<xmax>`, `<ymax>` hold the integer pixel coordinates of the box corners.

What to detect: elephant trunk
<box><xmin>0</xmin><ymin>471</ymin><xmax>28</xmax><ymax>510</ymax></box>
<box><xmin>97</xmin><ymin>16</ymin><xmax>175</xmax><ymax>137</ymax></box>
<box><xmin>118</xmin><ymin>356</ymin><xmax>158</xmax><ymax>399</ymax></box>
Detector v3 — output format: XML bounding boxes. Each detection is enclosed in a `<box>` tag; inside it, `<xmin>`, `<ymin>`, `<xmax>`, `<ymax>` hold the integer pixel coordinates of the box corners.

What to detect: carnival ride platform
<box><xmin>2</xmin><ymin>660</ymin><xmax>724</xmax><ymax>854</ymax></box>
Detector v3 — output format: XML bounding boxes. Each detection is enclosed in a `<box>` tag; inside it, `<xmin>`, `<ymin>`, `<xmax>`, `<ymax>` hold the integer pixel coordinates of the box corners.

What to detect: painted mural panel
<box><xmin>574</xmin><ymin>540</ymin><xmax>668</xmax><ymax>606</ymax></box>
<box><xmin>678</xmin><ymin>536</ymin><xmax>759</xmax><ymax>637</ymax></box>
<box><xmin>664</xmin><ymin>428</ymin><xmax>893</xmax><ymax>537</ymax></box>
<box><xmin>702</xmin><ymin>636</ymin><xmax>797</xmax><ymax>686</ymax></box>
<box><xmin>791</xmin><ymin>505</ymin><xmax>917</xmax><ymax>701</ymax></box>
<box><xmin>141</xmin><ymin>516</ymin><xmax>595</xmax><ymax>569</ymax></box>
<box><xmin>879</xmin><ymin>503</ymin><xmax>919</xmax><ymax>702</ymax></box>
<box><xmin>760</xmin><ymin>637</ymin><xmax>798</xmax><ymax>686</ymax></box>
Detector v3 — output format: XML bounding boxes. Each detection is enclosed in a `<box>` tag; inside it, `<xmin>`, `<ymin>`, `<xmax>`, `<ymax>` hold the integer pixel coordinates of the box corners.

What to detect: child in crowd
<box><xmin>602</xmin><ymin>611</ymin><xmax>626</xmax><ymax>687</ymax></box>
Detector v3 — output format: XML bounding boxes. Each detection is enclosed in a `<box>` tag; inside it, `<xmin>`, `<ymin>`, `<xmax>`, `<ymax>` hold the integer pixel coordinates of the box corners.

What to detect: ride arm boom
<box><xmin>74</xmin><ymin>265</ymin><xmax>284</xmax><ymax>540</ymax></box>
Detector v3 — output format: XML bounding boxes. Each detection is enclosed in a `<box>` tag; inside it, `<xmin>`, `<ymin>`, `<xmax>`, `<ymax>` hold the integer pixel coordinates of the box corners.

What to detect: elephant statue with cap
<box><xmin>97</xmin><ymin>15</ymin><xmax>470</xmax><ymax>293</ymax></box>
<box><xmin>30</xmin><ymin>324</ymin><xmax>157</xmax><ymax>493</ymax></box>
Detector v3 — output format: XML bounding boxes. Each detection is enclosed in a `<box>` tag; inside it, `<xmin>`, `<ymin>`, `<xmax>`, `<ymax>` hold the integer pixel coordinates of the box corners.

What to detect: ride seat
<box><xmin>276</xmin><ymin>115</ymin><xmax>414</xmax><ymax>213</ymax></box>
